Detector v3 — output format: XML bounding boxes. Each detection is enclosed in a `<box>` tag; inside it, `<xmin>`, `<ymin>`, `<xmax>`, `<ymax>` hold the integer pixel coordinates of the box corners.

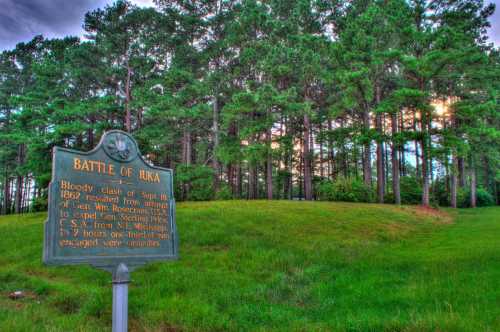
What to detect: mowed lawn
<box><xmin>0</xmin><ymin>201</ymin><xmax>498</xmax><ymax>331</ymax></box>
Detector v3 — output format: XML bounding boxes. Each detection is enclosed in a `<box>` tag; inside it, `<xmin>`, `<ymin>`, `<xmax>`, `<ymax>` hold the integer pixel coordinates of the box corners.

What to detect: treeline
<box><xmin>0</xmin><ymin>0</ymin><xmax>499</xmax><ymax>213</ymax></box>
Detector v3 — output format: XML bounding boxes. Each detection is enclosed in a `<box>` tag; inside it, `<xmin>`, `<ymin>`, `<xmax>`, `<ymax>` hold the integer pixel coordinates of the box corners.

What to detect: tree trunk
<box><xmin>182</xmin><ymin>129</ymin><xmax>192</xmax><ymax>199</ymax></box>
<box><xmin>303</xmin><ymin>114</ymin><xmax>313</xmax><ymax>200</ymax></box>
<box><xmin>183</xmin><ymin>129</ymin><xmax>192</xmax><ymax>166</ymax></box>
<box><xmin>22</xmin><ymin>177</ymin><xmax>30</xmax><ymax>213</ymax></box>
<box><xmin>327</xmin><ymin>119</ymin><xmax>335</xmax><ymax>180</ymax></box>
<box><xmin>87</xmin><ymin>127</ymin><xmax>94</xmax><ymax>148</ymax></box>
<box><xmin>15</xmin><ymin>144</ymin><xmax>25</xmax><ymax>214</ymax></box>
<box><xmin>451</xmin><ymin>153</ymin><xmax>458</xmax><ymax>208</ymax></box>
<box><xmin>483</xmin><ymin>156</ymin><xmax>491</xmax><ymax>192</ymax></box>
<box><xmin>137</xmin><ymin>107</ymin><xmax>143</xmax><ymax>129</ymax></box>
<box><xmin>125</xmin><ymin>63</ymin><xmax>132</xmax><ymax>132</ymax></box>
<box><xmin>391</xmin><ymin>113</ymin><xmax>400</xmax><ymax>205</ymax></box>
<box><xmin>248</xmin><ymin>165</ymin><xmax>258</xmax><ymax>199</ymax></box>
<box><xmin>376</xmin><ymin>111</ymin><xmax>385</xmax><ymax>203</ymax></box>
<box><xmin>266</xmin><ymin>115</ymin><xmax>273</xmax><ymax>200</ymax></box>
<box><xmin>15</xmin><ymin>176</ymin><xmax>23</xmax><ymax>214</ymax></box>
<box><xmin>2</xmin><ymin>171</ymin><xmax>10</xmax><ymax>215</ymax></box>
<box><xmin>319</xmin><ymin>122</ymin><xmax>324</xmax><ymax>179</ymax></box>
<box><xmin>414</xmin><ymin>112</ymin><xmax>420</xmax><ymax>179</ymax></box>
<box><xmin>384</xmin><ymin>141</ymin><xmax>389</xmax><ymax>196</ymax></box>
<box><xmin>236</xmin><ymin>164</ymin><xmax>242</xmax><ymax>199</ymax></box>
<box><xmin>470</xmin><ymin>157</ymin><xmax>477</xmax><ymax>208</ymax></box>
<box><xmin>421</xmin><ymin>113</ymin><xmax>430</xmax><ymax>207</ymax></box>
<box><xmin>399</xmin><ymin>110</ymin><xmax>405</xmax><ymax>176</ymax></box>
<box><xmin>362</xmin><ymin>110</ymin><xmax>372</xmax><ymax>187</ymax></box>
<box><xmin>212</xmin><ymin>95</ymin><xmax>220</xmax><ymax>191</ymax></box>
<box><xmin>458</xmin><ymin>157</ymin><xmax>466</xmax><ymax>187</ymax></box>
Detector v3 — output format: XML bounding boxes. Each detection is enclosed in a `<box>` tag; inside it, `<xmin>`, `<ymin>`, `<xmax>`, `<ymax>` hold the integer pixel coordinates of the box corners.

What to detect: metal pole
<box><xmin>112</xmin><ymin>263</ymin><xmax>130</xmax><ymax>332</ymax></box>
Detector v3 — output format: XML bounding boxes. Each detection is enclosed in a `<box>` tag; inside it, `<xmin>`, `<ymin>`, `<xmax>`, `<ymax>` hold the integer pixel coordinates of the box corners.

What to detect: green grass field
<box><xmin>0</xmin><ymin>201</ymin><xmax>498</xmax><ymax>331</ymax></box>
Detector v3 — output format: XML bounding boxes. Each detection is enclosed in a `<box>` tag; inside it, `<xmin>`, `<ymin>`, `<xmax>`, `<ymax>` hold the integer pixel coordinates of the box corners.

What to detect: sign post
<box><xmin>43</xmin><ymin>130</ymin><xmax>178</xmax><ymax>331</ymax></box>
<box><xmin>112</xmin><ymin>263</ymin><xmax>130</xmax><ymax>332</ymax></box>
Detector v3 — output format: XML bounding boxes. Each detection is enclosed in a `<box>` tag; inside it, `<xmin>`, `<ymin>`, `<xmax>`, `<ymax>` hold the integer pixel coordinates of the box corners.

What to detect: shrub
<box><xmin>215</xmin><ymin>184</ymin><xmax>233</xmax><ymax>200</ymax></box>
<box><xmin>431</xmin><ymin>178</ymin><xmax>449</xmax><ymax>207</ymax></box>
<box><xmin>32</xmin><ymin>196</ymin><xmax>48</xmax><ymax>212</ymax></box>
<box><xmin>476</xmin><ymin>188</ymin><xmax>495</xmax><ymax>207</ymax></box>
<box><xmin>457</xmin><ymin>187</ymin><xmax>495</xmax><ymax>208</ymax></box>
<box><xmin>317</xmin><ymin>177</ymin><xmax>373</xmax><ymax>203</ymax></box>
<box><xmin>175</xmin><ymin>165</ymin><xmax>214</xmax><ymax>201</ymax></box>
<box><xmin>317</xmin><ymin>180</ymin><xmax>335</xmax><ymax>201</ymax></box>
<box><xmin>399</xmin><ymin>176</ymin><xmax>422</xmax><ymax>205</ymax></box>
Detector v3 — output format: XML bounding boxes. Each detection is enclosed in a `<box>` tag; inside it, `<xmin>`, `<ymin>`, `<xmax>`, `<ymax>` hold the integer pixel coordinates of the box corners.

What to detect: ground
<box><xmin>0</xmin><ymin>201</ymin><xmax>498</xmax><ymax>331</ymax></box>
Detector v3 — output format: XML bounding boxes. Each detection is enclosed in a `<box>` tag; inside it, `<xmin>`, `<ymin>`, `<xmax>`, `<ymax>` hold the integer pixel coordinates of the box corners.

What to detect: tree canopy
<box><xmin>0</xmin><ymin>0</ymin><xmax>499</xmax><ymax>213</ymax></box>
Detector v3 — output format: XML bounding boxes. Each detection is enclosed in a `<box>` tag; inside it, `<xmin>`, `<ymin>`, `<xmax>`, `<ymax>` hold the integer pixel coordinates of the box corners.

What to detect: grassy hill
<box><xmin>0</xmin><ymin>201</ymin><xmax>498</xmax><ymax>331</ymax></box>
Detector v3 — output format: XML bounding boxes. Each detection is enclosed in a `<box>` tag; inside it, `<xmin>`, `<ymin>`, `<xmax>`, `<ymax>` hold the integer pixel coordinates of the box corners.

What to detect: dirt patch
<box><xmin>2</xmin><ymin>290</ymin><xmax>40</xmax><ymax>310</ymax></box>
<box><xmin>412</xmin><ymin>206</ymin><xmax>453</xmax><ymax>224</ymax></box>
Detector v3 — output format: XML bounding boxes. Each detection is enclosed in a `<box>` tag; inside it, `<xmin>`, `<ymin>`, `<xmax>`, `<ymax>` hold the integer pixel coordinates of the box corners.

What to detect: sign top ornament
<box><xmin>103</xmin><ymin>132</ymin><xmax>137</xmax><ymax>162</ymax></box>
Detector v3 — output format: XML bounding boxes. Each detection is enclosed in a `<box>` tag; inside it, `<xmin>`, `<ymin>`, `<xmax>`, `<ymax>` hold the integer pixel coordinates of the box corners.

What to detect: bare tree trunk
<box><xmin>451</xmin><ymin>153</ymin><xmax>458</xmax><ymax>208</ymax></box>
<box><xmin>376</xmin><ymin>111</ymin><xmax>385</xmax><ymax>203</ymax></box>
<box><xmin>22</xmin><ymin>177</ymin><xmax>30</xmax><ymax>213</ymax></box>
<box><xmin>2</xmin><ymin>171</ymin><xmax>10</xmax><ymax>215</ymax></box>
<box><xmin>414</xmin><ymin>112</ymin><xmax>420</xmax><ymax>179</ymax></box>
<box><xmin>328</xmin><ymin>119</ymin><xmax>335</xmax><ymax>180</ymax></box>
<box><xmin>421</xmin><ymin>113</ymin><xmax>430</xmax><ymax>207</ymax></box>
<box><xmin>362</xmin><ymin>110</ymin><xmax>372</xmax><ymax>187</ymax></box>
<box><xmin>15</xmin><ymin>176</ymin><xmax>23</xmax><ymax>214</ymax></box>
<box><xmin>87</xmin><ymin>126</ymin><xmax>94</xmax><ymax>149</ymax></box>
<box><xmin>212</xmin><ymin>95</ymin><xmax>220</xmax><ymax>191</ymax></box>
<box><xmin>248</xmin><ymin>165</ymin><xmax>258</xmax><ymax>199</ymax></box>
<box><xmin>284</xmin><ymin>115</ymin><xmax>292</xmax><ymax>200</ymax></box>
<box><xmin>391</xmin><ymin>113</ymin><xmax>400</xmax><ymax>205</ymax></box>
<box><xmin>399</xmin><ymin>110</ymin><xmax>405</xmax><ymax>176</ymax></box>
<box><xmin>385</xmin><ymin>141</ymin><xmax>389</xmax><ymax>196</ymax></box>
<box><xmin>228</xmin><ymin>164</ymin><xmax>234</xmax><ymax>195</ymax></box>
<box><xmin>182</xmin><ymin>129</ymin><xmax>192</xmax><ymax>199</ymax></box>
<box><xmin>137</xmin><ymin>107</ymin><xmax>143</xmax><ymax>129</ymax></box>
<box><xmin>182</xmin><ymin>129</ymin><xmax>192</xmax><ymax>166</ymax></box>
<box><xmin>266</xmin><ymin>114</ymin><xmax>273</xmax><ymax>200</ymax></box>
<box><xmin>236</xmin><ymin>164</ymin><xmax>242</xmax><ymax>199</ymax></box>
<box><xmin>470</xmin><ymin>156</ymin><xmax>477</xmax><ymax>208</ymax></box>
<box><xmin>458</xmin><ymin>157</ymin><xmax>465</xmax><ymax>187</ymax></box>
<box><xmin>299</xmin><ymin>155</ymin><xmax>303</xmax><ymax>200</ymax></box>
<box><xmin>125</xmin><ymin>63</ymin><xmax>132</xmax><ymax>132</ymax></box>
<box><xmin>319</xmin><ymin>122</ymin><xmax>324</xmax><ymax>178</ymax></box>
<box><xmin>303</xmin><ymin>114</ymin><xmax>313</xmax><ymax>200</ymax></box>
<box><xmin>483</xmin><ymin>156</ymin><xmax>491</xmax><ymax>192</ymax></box>
<box><xmin>15</xmin><ymin>144</ymin><xmax>25</xmax><ymax>214</ymax></box>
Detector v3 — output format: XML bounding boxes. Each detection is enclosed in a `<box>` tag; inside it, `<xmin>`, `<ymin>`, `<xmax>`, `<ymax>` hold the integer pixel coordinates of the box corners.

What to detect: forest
<box><xmin>0</xmin><ymin>0</ymin><xmax>499</xmax><ymax>214</ymax></box>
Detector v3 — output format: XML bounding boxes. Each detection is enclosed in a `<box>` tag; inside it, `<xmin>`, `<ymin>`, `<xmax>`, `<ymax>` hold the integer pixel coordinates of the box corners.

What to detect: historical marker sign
<box><xmin>43</xmin><ymin>130</ymin><xmax>178</xmax><ymax>271</ymax></box>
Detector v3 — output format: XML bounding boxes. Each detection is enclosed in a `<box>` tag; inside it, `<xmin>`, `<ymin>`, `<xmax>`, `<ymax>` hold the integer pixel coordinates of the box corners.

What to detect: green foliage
<box><xmin>317</xmin><ymin>177</ymin><xmax>374</xmax><ymax>203</ymax></box>
<box><xmin>431</xmin><ymin>178</ymin><xmax>450</xmax><ymax>207</ymax></box>
<box><xmin>458</xmin><ymin>187</ymin><xmax>495</xmax><ymax>208</ymax></box>
<box><xmin>400</xmin><ymin>176</ymin><xmax>423</xmax><ymax>205</ymax></box>
<box><xmin>175</xmin><ymin>165</ymin><xmax>215</xmax><ymax>201</ymax></box>
<box><xmin>0</xmin><ymin>0</ymin><xmax>498</xmax><ymax>212</ymax></box>
<box><xmin>31</xmin><ymin>196</ymin><xmax>48</xmax><ymax>212</ymax></box>
<box><xmin>215</xmin><ymin>184</ymin><xmax>233</xmax><ymax>200</ymax></box>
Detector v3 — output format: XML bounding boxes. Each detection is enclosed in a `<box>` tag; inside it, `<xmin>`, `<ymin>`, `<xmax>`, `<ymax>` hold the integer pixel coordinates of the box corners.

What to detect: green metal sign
<box><xmin>43</xmin><ymin>130</ymin><xmax>178</xmax><ymax>271</ymax></box>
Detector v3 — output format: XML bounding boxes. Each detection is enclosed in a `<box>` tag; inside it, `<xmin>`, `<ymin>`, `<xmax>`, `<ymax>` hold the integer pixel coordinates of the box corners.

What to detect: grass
<box><xmin>0</xmin><ymin>201</ymin><xmax>498</xmax><ymax>331</ymax></box>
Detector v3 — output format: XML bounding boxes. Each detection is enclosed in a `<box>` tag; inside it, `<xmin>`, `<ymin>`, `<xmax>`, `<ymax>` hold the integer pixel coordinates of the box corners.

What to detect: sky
<box><xmin>0</xmin><ymin>0</ymin><xmax>499</xmax><ymax>51</ymax></box>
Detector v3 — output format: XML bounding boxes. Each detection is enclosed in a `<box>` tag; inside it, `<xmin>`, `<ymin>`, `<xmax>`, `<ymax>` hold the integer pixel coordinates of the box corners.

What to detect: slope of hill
<box><xmin>0</xmin><ymin>201</ymin><xmax>498</xmax><ymax>331</ymax></box>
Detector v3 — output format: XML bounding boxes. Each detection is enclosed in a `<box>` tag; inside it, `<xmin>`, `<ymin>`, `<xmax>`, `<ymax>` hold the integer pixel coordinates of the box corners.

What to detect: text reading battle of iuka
<box><xmin>59</xmin><ymin>157</ymin><xmax>168</xmax><ymax>250</ymax></box>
